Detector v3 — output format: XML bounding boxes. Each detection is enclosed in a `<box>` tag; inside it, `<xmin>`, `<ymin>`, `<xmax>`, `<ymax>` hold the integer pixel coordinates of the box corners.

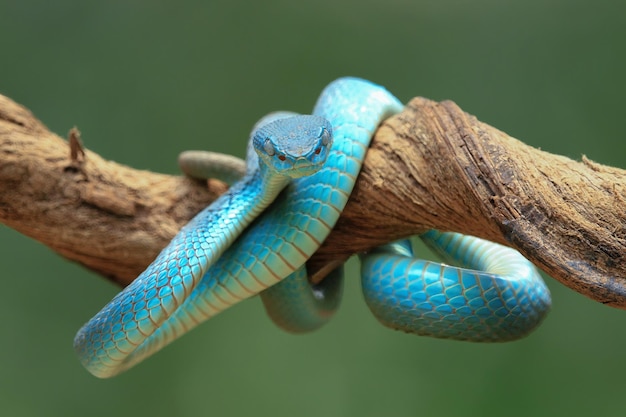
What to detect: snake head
<box><xmin>253</xmin><ymin>115</ymin><xmax>333</xmax><ymax>178</ymax></box>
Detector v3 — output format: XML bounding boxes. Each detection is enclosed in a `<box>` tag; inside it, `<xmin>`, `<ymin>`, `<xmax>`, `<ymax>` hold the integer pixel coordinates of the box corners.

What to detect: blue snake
<box><xmin>74</xmin><ymin>78</ymin><xmax>551</xmax><ymax>378</ymax></box>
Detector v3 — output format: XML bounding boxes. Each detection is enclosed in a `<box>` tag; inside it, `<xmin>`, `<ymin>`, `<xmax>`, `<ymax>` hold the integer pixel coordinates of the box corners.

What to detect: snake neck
<box><xmin>252</xmin><ymin>162</ymin><xmax>291</xmax><ymax>211</ymax></box>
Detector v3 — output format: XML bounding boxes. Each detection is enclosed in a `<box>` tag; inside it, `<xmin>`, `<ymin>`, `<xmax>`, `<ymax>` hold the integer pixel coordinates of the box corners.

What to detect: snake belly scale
<box><xmin>74</xmin><ymin>78</ymin><xmax>551</xmax><ymax>378</ymax></box>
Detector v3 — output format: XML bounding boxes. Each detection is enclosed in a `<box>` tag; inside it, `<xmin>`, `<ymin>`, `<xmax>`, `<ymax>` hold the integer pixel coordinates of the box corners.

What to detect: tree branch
<box><xmin>1</xmin><ymin>94</ymin><xmax>624</xmax><ymax>307</ymax></box>
<box><xmin>0</xmin><ymin>94</ymin><xmax>228</xmax><ymax>285</ymax></box>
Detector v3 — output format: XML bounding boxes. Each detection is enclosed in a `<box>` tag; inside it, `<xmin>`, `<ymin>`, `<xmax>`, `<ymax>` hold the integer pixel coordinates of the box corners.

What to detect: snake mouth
<box><xmin>292</xmin><ymin>156</ymin><xmax>327</xmax><ymax>177</ymax></box>
<box><xmin>284</xmin><ymin>163</ymin><xmax>322</xmax><ymax>178</ymax></box>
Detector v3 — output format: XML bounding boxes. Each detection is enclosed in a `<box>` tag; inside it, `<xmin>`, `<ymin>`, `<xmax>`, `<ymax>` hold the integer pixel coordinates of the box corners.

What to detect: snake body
<box><xmin>75</xmin><ymin>78</ymin><xmax>551</xmax><ymax>378</ymax></box>
<box><xmin>74</xmin><ymin>112</ymin><xmax>333</xmax><ymax>377</ymax></box>
<box><xmin>362</xmin><ymin>231</ymin><xmax>550</xmax><ymax>341</ymax></box>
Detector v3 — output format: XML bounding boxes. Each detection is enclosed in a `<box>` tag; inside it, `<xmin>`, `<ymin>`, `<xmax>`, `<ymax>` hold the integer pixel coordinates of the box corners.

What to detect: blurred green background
<box><xmin>1</xmin><ymin>1</ymin><xmax>625</xmax><ymax>416</ymax></box>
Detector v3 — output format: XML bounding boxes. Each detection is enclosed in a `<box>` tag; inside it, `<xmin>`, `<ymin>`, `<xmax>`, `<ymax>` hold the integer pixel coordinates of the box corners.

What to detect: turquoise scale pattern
<box><xmin>253</xmin><ymin>81</ymin><xmax>405</xmax><ymax>331</ymax></box>
<box><xmin>73</xmin><ymin>176</ymin><xmax>276</xmax><ymax>377</ymax></box>
<box><xmin>73</xmin><ymin>112</ymin><xmax>332</xmax><ymax>378</ymax></box>
<box><xmin>260</xmin><ymin>266</ymin><xmax>345</xmax><ymax>332</ymax></box>
<box><xmin>75</xmin><ymin>78</ymin><xmax>403</xmax><ymax>378</ymax></box>
<box><xmin>360</xmin><ymin>232</ymin><xmax>551</xmax><ymax>341</ymax></box>
<box><xmin>76</xmin><ymin>77</ymin><xmax>552</xmax><ymax>379</ymax></box>
<box><xmin>145</xmin><ymin>78</ymin><xmax>403</xmax><ymax>346</ymax></box>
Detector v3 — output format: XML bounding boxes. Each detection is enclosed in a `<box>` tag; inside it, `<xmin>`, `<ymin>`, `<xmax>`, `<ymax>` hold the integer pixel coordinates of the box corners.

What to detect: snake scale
<box><xmin>74</xmin><ymin>78</ymin><xmax>551</xmax><ymax>378</ymax></box>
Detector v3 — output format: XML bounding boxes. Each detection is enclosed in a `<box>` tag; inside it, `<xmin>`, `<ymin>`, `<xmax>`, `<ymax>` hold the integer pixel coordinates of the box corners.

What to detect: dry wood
<box><xmin>1</xmin><ymin>94</ymin><xmax>624</xmax><ymax>307</ymax></box>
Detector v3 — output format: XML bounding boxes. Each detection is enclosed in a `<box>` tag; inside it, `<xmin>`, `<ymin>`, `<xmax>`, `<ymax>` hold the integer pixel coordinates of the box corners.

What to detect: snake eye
<box><xmin>320</xmin><ymin>128</ymin><xmax>331</xmax><ymax>146</ymax></box>
<box><xmin>263</xmin><ymin>139</ymin><xmax>275</xmax><ymax>156</ymax></box>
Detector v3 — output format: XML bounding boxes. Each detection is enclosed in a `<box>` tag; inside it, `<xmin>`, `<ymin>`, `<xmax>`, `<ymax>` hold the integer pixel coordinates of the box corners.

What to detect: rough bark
<box><xmin>1</xmin><ymin>94</ymin><xmax>624</xmax><ymax>307</ymax></box>
<box><xmin>0</xmin><ymin>94</ymin><xmax>228</xmax><ymax>284</ymax></box>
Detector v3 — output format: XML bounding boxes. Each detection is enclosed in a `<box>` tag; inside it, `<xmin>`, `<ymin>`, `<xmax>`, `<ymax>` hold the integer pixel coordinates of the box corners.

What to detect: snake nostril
<box><xmin>314</xmin><ymin>147</ymin><xmax>321</xmax><ymax>155</ymax></box>
<box><xmin>278</xmin><ymin>155</ymin><xmax>286</xmax><ymax>161</ymax></box>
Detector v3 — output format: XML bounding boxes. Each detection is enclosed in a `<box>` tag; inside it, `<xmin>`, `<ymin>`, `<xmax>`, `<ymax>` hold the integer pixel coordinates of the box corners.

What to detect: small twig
<box><xmin>68</xmin><ymin>127</ymin><xmax>85</xmax><ymax>165</ymax></box>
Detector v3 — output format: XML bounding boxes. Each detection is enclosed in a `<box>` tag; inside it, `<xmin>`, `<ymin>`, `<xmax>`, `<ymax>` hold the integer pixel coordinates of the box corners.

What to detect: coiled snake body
<box><xmin>75</xmin><ymin>78</ymin><xmax>551</xmax><ymax>378</ymax></box>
